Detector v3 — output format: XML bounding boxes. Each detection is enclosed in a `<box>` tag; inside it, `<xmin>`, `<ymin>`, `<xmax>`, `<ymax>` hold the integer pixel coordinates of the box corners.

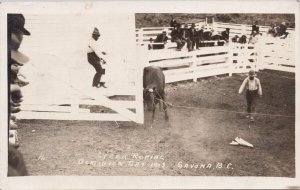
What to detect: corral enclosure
<box><xmin>10</xmin><ymin>13</ymin><xmax>296</xmax><ymax>177</ymax></box>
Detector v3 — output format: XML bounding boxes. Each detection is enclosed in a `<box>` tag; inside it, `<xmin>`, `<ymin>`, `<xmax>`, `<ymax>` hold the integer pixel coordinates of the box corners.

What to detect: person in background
<box><xmin>187</xmin><ymin>23</ymin><xmax>197</xmax><ymax>51</ymax></box>
<box><xmin>248</xmin><ymin>31</ymin><xmax>259</xmax><ymax>44</ymax></box>
<box><xmin>278</xmin><ymin>22</ymin><xmax>289</xmax><ymax>39</ymax></box>
<box><xmin>151</xmin><ymin>31</ymin><xmax>169</xmax><ymax>50</ymax></box>
<box><xmin>251</xmin><ymin>21</ymin><xmax>259</xmax><ymax>35</ymax></box>
<box><xmin>87</xmin><ymin>27</ymin><xmax>107</xmax><ymax>88</ymax></box>
<box><xmin>8</xmin><ymin>14</ymin><xmax>30</xmax><ymax>140</ymax></box>
<box><xmin>238</xmin><ymin>35</ymin><xmax>247</xmax><ymax>44</ymax></box>
<box><xmin>7</xmin><ymin>13</ymin><xmax>30</xmax><ymax>176</ymax></box>
<box><xmin>195</xmin><ymin>26</ymin><xmax>204</xmax><ymax>49</ymax></box>
<box><xmin>171</xmin><ymin>23</ymin><xmax>186</xmax><ymax>51</ymax></box>
<box><xmin>180</xmin><ymin>24</ymin><xmax>189</xmax><ymax>50</ymax></box>
<box><xmin>238</xmin><ymin>70</ymin><xmax>262</xmax><ymax>122</ymax></box>
<box><xmin>221</xmin><ymin>28</ymin><xmax>230</xmax><ymax>43</ymax></box>
<box><xmin>170</xmin><ymin>16</ymin><xmax>177</xmax><ymax>28</ymax></box>
<box><xmin>268</xmin><ymin>24</ymin><xmax>277</xmax><ymax>37</ymax></box>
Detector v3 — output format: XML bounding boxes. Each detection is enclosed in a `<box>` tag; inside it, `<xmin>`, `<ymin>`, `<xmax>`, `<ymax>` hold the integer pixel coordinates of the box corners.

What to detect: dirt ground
<box><xmin>16</xmin><ymin>69</ymin><xmax>295</xmax><ymax>176</ymax></box>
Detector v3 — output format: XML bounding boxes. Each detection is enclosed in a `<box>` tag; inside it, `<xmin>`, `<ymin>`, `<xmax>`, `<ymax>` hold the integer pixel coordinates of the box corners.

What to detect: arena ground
<box><xmin>16</xmin><ymin>69</ymin><xmax>295</xmax><ymax>176</ymax></box>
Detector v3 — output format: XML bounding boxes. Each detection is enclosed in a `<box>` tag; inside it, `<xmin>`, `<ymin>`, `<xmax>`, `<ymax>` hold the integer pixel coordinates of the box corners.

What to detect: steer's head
<box><xmin>143</xmin><ymin>88</ymin><xmax>155</xmax><ymax>111</ymax></box>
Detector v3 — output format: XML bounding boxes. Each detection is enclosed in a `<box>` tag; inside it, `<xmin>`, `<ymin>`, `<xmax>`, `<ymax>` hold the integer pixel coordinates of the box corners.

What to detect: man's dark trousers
<box><xmin>246</xmin><ymin>89</ymin><xmax>258</xmax><ymax>114</ymax></box>
<box><xmin>87</xmin><ymin>52</ymin><xmax>104</xmax><ymax>87</ymax></box>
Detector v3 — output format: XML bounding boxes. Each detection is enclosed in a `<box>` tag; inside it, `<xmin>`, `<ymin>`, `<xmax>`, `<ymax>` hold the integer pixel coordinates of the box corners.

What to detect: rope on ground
<box><xmin>114</xmin><ymin>120</ymin><xmax>120</xmax><ymax>128</ymax></box>
<box><xmin>156</xmin><ymin>98</ymin><xmax>295</xmax><ymax>118</ymax></box>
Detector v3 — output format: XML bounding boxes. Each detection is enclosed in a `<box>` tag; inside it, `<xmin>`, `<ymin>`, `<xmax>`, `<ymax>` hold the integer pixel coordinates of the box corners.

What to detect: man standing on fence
<box><xmin>87</xmin><ymin>27</ymin><xmax>107</xmax><ymax>88</ymax></box>
<box><xmin>238</xmin><ymin>70</ymin><xmax>262</xmax><ymax>122</ymax></box>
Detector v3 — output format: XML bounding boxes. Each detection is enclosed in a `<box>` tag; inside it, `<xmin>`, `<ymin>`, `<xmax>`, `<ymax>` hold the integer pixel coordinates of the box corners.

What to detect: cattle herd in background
<box><xmin>149</xmin><ymin>19</ymin><xmax>291</xmax><ymax>51</ymax></box>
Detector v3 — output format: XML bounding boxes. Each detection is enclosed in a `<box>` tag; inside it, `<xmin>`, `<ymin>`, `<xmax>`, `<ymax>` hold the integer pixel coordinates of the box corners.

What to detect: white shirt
<box><xmin>248</xmin><ymin>79</ymin><xmax>256</xmax><ymax>90</ymax></box>
<box><xmin>238</xmin><ymin>77</ymin><xmax>262</xmax><ymax>95</ymax></box>
<box><xmin>87</xmin><ymin>38</ymin><xmax>107</xmax><ymax>60</ymax></box>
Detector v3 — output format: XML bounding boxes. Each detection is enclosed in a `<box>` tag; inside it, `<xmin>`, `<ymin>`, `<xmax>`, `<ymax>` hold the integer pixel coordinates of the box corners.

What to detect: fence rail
<box><xmin>137</xmin><ymin>21</ymin><xmax>295</xmax><ymax>82</ymax></box>
<box><xmin>141</xmin><ymin>33</ymin><xmax>294</xmax><ymax>84</ymax></box>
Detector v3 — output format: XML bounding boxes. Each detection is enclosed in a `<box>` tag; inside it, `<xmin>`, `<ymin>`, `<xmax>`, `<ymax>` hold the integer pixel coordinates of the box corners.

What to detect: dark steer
<box><xmin>143</xmin><ymin>66</ymin><xmax>169</xmax><ymax>124</ymax></box>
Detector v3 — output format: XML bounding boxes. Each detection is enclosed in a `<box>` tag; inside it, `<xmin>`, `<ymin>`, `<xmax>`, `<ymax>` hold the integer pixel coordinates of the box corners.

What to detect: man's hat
<box><xmin>248</xmin><ymin>69</ymin><xmax>256</xmax><ymax>76</ymax></box>
<box><xmin>191</xmin><ymin>23</ymin><xmax>196</xmax><ymax>27</ymax></box>
<box><xmin>11</xmin><ymin>50</ymin><xmax>29</xmax><ymax>65</ymax></box>
<box><xmin>92</xmin><ymin>27</ymin><xmax>100</xmax><ymax>36</ymax></box>
<box><xmin>8</xmin><ymin>14</ymin><xmax>30</xmax><ymax>35</ymax></box>
<box><xmin>162</xmin><ymin>31</ymin><xmax>167</xmax><ymax>34</ymax></box>
<box><xmin>9</xmin><ymin>57</ymin><xmax>24</xmax><ymax>67</ymax></box>
<box><xmin>226</xmin><ymin>28</ymin><xmax>230</xmax><ymax>31</ymax></box>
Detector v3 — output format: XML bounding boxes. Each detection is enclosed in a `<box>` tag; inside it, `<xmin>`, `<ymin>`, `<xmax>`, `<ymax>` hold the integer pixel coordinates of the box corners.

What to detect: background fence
<box><xmin>145</xmin><ymin>46</ymin><xmax>231</xmax><ymax>83</ymax></box>
<box><xmin>138</xmin><ymin>22</ymin><xmax>295</xmax><ymax>84</ymax></box>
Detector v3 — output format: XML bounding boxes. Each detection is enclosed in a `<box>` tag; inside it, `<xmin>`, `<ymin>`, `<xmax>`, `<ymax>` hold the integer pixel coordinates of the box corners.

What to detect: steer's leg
<box><xmin>163</xmin><ymin>96</ymin><xmax>169</xmax><ymax>121</ymax></box>
<box><xmin>159</xmin><ymin>100</ymin><xmax>162</xmax><ymax>111</ymax></box>
<box><xmin>151</xmin><ymin>104</ymin><xmax>156</xmax><ymax>128</ymax></box>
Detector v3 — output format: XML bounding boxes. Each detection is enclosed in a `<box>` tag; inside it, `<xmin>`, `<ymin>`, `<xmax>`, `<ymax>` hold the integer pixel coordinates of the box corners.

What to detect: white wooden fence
<box><xmin>144</xmin><ymin>46</ymin><xmax>231</xmax><ymax>83</ymax></box>
<box><xmin>142</xmin><ymin>44</ymin><xmax>260</xmax><ymax>83</ymax></box>
<box><xmin>260</xmin><ymin>36</ymin><xmax>295</xmax><ymax>72</ymax></box>
<box><xmin>141</xmin><ymin>34</ymin><xmax>294</xmax><ymax>84</ymax></box>
<box><xmin>15</xmin><ymin>14</ymin><xmax>144</xmax><ymax>123</ymax></box>
<box><xmin>137</xmin><ymin>21</ymin><xmax>295</xmax><ymax>82</ymax></box>
<box><xmin>136</xmin><ymin>27</ymin><xmax>173</xmax><ymax>43</ymax></box>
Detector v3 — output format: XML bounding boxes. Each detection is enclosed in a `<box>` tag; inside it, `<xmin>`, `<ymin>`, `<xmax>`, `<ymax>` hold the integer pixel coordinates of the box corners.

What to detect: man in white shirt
<box><xmin>87</xmin><ymin>27</ymin><xmax>107</xmax><ymax>88</ymax></box>
<box><xmin>238</xmin><ymin>70</ymin><xmax>262</xmax><ymax>121</ymax></box>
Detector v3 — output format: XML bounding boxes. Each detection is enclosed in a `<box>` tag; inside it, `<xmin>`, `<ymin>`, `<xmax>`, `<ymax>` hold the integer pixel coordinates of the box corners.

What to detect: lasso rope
<box><xmin>155</xmin><ymin>97</ymin><xmax>294</xmax><ymax>118</ymax></box>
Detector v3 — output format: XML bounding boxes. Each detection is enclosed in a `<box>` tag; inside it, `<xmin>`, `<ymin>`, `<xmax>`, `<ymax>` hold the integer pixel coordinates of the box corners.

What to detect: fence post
<box><xmin>227</xmin><ymin>45</ymin><xmax>233</xmax><ymax>77</ymax></box>
<box><xmin>257</xmin><ymin>36</ymin><xmax>265</xmax><ymax>71</ymax></box>
<box><xmin>137</xmin><ymin>29</ymin><xmax>144</xmax><ymax>45</ymax></box>
<box><xmin>253</xmin><ymin>43</ymin><xmax>259</xmax><ymax>72</ymax></box>
<box><xmin>135</xmin><ymin>45</ymin><xmax>146</xmax><ymax>124</ymax></box>
<box><xmin>191</xmin><ymin>52</ymin><xmax>197</xmax><ymax>82</ymax></box>
<box><xmin>71</xmin><ymin>95</ymin><xmax>80</xmax><ymax>114</ymax></box>
<box><xmin>242</xmin><ymin>24</ymin><xmax>247</xmax><ymax>35</ymax></box>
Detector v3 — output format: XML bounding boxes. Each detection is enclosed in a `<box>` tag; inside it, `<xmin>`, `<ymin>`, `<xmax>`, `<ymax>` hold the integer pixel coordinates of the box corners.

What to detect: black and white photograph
<box><xmin>0</xmin><ymin>1</ymin><xmax>299</xmax><ymax>189</ymax></box>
